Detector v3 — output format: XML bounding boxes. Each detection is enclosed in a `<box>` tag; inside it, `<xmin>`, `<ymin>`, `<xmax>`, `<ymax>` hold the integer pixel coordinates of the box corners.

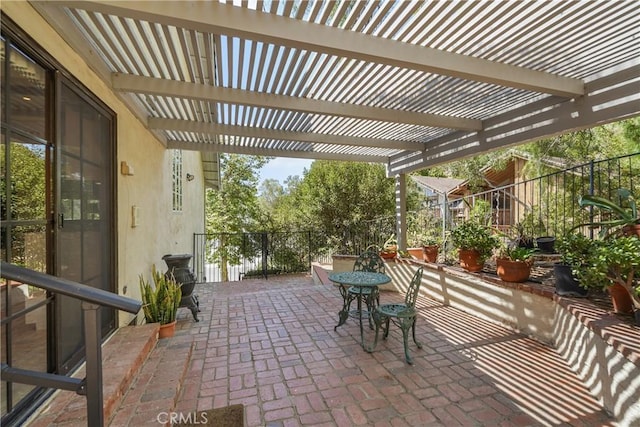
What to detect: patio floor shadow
<box><xmin>167</xmin><ymin>274</ymin><xmax>614</xmax><ymax>426</ymax></box>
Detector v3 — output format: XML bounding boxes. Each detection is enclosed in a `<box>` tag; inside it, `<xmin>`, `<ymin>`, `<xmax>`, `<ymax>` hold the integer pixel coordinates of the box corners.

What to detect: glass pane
<box><xmin>1</xmin><ymin>36</ymin><xmax>5</xmax><ymax>124</ymax></box>
<box><xmin>10</xmin><ymin>297</ymin><xmax>47</xmax><ymax>406</ymax></box>
<box><xmin>10</xmin><ymin>225</ymin><xmax>47</xmax><ymax>272</ymax></box>
<box><xmin>0</xmin><ymin>279</ymin><xmax>48</xmax><ymax>413</ymax></box>
<box><xmin>9</xmin><ymin>43</ymin><xmax>46</xmax><ymax>139</ymax></box>
<box><xmin>1</xmin><ymin>322</ymin><xmax>6</xmax><ymax>413</ymax></box>
<box><xmin>8</xmin><ymin>138</ymin><xmax>46</xmax><ymax>221</ymax></box>
<box><xmin>1</xmin><ymin>131</ymin><xmax>6</xmax><ymax>222</ymax></box>
<box><xmin>57</xmin><ymin>80</ymin><xmax>115</xmax><ymax>370</ymax></box>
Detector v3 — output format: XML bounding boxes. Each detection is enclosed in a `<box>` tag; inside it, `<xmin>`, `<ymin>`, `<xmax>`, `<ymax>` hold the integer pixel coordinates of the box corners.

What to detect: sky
<box><xmin>258</xmin><ymin>157</ymin><xmax>313</xmax><ymax>186</ymax></box>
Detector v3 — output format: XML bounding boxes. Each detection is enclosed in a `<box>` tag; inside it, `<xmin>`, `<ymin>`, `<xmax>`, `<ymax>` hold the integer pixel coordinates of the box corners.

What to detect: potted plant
<box><xmin>576</xmin><ymin>188</ymin><xmax>640</xmax><ymax>238</ymax></box>
<box><xmin>139</xmin><ymin>265</ymin><xmax>182</xmax><ymax>338</ymax></box>
<box><xmin>379</xmin><ymin>235</ymin><xmax>398</xmax><ymax>260</ymax></box>
<box><xmin>495</xmin><ymin>245</ymin><xmax>536</xmax><ymax>282</ymax></box>
<box><xmin>511</xmin><ymin>221</ymin><xmax>534</xmax><ymax>249</ymax></box>
<box><xmin>406</xmin><ymin>233</ymin><xmax>427</xmax><ymax>260</ymax></box>
<box><xmin>553</xmin><ymin>231</ymin><xmax>591</xmax><ymax>297</ymax></box>
<box><xmin>575</xmin><ymin>235</ymin><xmax>640</xmax><ymax>316</ymax></box>
<box><xmin>450</xmin><ymin>220</ymin><xmax>500</xmax><ymax>272</ymax></box>
<box><xmin>421</xmin><ymin>236</ymin><xmax>441</xmax><ymax>263</ymax></box>
<box><xmin>408</xmin><ymin>232</ymin><xmax>441</xmax><ymax>262</ymax></box>
<box><xmin>535</xmin><ymin>235</ymin><xmax>556</xmax><ymax>253</ymax></box>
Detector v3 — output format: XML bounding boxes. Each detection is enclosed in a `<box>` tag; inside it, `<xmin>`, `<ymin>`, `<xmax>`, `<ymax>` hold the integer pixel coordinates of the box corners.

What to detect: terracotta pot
<box><xmin>623</xmin><ymin>224</ymin><xmax>640</xmax><ymax>237</ymax></box>
<box><xmin>608</xmin><ymin>283</ymin><xmax>634</xmax><ymax>314</ymax></box>
<box><xmin>407</xmin><ymin>247</ymin><xmax>425</xmax><ymax>260</ymax></box>
<box><xmin>458</xmin><ymin>249</ymin><xmax>484</xmax><ymax>272</ymax></box>
<box><xmin>423</xmin><ymin>245</ymin><xmax>439</xmax><ymax>263</ymax></box>
<box><xmin>379</xmin><ymin>251</ymin><xmax>397</xmax><ymax>260</ymax></box>
<box><xmin>496</xmin><ymin>258</ymin><xmax>532</xmax><ymax>283</ymax></box>
<box><xmin>158</xmin><ymin>320</ymin><xmax>177</xmax><ymax>339</ymax></box>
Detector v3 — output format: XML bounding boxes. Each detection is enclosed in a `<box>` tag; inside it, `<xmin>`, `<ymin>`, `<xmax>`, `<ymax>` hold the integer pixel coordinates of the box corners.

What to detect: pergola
<box><xmin>32</xmin><ymin>0</ymin><xmax>640</xmax><ymax>241</ymax></box>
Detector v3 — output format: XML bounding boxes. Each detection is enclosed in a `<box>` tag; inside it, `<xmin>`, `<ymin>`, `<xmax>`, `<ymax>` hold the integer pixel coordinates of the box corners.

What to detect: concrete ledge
<box><xmin>311</xmin><ymin>262</ymin><xmax>331</xmax><ymax>286</ymax></box>
<box><xmin>554</xmin><ymin>300</ymin><xmax>640</xmax><ymax>425</ymax></box>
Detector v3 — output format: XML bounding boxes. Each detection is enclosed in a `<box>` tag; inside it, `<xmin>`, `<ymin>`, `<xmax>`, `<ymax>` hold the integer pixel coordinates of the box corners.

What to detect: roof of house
<box><xmin>411</xmin><ymin>176</ymin><xmax>466</xmax><ymax>195</ymax></box>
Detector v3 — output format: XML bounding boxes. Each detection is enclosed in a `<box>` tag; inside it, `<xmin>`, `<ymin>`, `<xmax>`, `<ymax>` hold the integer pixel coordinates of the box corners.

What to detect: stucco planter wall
<box><xmin>554</xmin><ymin>302</ymin><xmax>640</xmax><ymax>425</ymax></box>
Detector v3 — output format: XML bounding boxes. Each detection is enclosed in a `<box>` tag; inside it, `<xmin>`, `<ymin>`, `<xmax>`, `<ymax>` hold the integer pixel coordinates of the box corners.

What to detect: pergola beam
<box><xmin>62</xmin><ymin>0</ymin><xmax>584</xmax><ymax>97</ymax></box>
<box><xmin>167</xmin><ymin>140</ymin><xmax>387</xmax><ymax>163</ymax></box>
<box><xmin>389</xmin><ymin>67</ymin><xmax>640</xmax><ymax>175</ymax></box>
<box><xmin>149</xmin><ymin>118</ymin><xmax>425</xmax><ymax>151</ymax></box>
<box><xmin>113</xmin><ymin>74</ymin><xmax>481</xmax><ymax>131</ymax></box>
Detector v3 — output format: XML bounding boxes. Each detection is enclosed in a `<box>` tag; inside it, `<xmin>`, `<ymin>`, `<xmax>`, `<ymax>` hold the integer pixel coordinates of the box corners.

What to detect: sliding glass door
<box><xmin>1</xmin><ymin>21</ymin><xmax>116</xmax><ymax>424</ymax></box>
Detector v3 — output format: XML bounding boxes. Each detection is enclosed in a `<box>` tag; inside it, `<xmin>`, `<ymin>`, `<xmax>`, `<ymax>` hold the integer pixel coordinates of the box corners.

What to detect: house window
<box><xmin>172</xmin><ymin>149</ymin><xmax>183</xmax><ymax>212</ymax></box>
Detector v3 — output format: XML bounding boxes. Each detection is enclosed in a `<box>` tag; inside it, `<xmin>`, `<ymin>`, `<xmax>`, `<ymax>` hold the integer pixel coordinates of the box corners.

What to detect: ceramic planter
<box><xmin>379</xmin><ymin>251</ymin><xmax>397</xmax><ymax>260</ymax></box>
<box><xmin>608</xmin><ymin>283</ymin><xmax>634</xmax><ymax>314</ymax></box>
<box><xmin>623</xmin><ymin>224</ymin><xmax>640</xmax><ymax>237</ymax></box>
<box><xmin>423</xmin><ymin>245</ymin><xmax>439</xmax><ymax>263</ymax></box>
<box><xmin>407</xmin><ymin>247</ymin><xmax>425</xmax><ymax>260</ymax></box>
<box><xmin>158</xmin><ymin>320</ymin><xmax>177</xmax><ymax>339</ymax></box>
<box><xmin>496</xmin><ymin>258</ymin><xmax>532</xmax><ymax>283</ymax></box>
<box><xmin>553</xmin><ymin>263</ymin><xmax>588</xmax><ymax>297</ymax></box>
<box><xmin>458</xmin><ymin>249</ymin><xmax>484</xmax><ymax>272</ymax></box>
<box><xmin>536</xmin><ymin>236</ymin><xmax>556</xmax><ymax>253</ymax></box>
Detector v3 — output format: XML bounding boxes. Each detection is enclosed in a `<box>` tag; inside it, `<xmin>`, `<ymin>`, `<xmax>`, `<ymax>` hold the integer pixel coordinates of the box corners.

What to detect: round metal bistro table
<box><xmin>328</xmin><ymin>271</ymin><xmax>391</xmax><ymax>348</ymax></box>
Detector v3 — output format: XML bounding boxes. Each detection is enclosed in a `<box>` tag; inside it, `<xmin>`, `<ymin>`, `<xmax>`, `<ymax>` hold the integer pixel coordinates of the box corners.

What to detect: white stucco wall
<box><xmin>3</xmin><ymin>3</ymin><xmax>206</xmax><ymax>326</ymax></box>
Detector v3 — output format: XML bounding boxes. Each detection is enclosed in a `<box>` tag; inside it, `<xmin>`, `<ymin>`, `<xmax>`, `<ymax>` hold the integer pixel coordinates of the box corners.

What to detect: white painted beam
<box><xmin>167</xmin><ymin>140</ymin><xmax>387</xmax><ymax>163</ymax></box>
<box><xmin>389</xmin><ymin>68</ymin><xmax>640</xmax><ymax>175</ymax></box>
<box><xmin>113</xmin><ymin>74</ymin><xmax>481</xmax><ymax>131</ymax></box>
<box><xmin>57</xmin><ymin>0</ymin><xmax>584</xmax><ymax>97</ymax></box>
<box><xmin>149</xmin><ymin>118</ymin><xmax>424</xmax><ymax>151</ymax></box>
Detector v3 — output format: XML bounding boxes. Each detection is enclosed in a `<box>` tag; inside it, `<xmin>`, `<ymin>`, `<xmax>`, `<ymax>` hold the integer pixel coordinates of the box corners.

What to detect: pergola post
<box><xmin>395</xmin><ymin>174</ymin><xmax>407</xmax><ymax>250</ymax></box>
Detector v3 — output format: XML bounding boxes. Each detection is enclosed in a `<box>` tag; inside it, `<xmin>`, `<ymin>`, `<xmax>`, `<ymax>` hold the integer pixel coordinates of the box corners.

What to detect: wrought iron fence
<box><xmin>193</xmin><ymin>225</ymin><xmax>400</xmax><ymax>283</ymax></box>
<box><xmin>195</xmin><ymin>152</ymin><xmax>640</xmax><ymax>283</ymax></box>
<box><xmin>443</xmin><ymin>152</ymin><xmax>640</xmax><ymax>240</ymax></box>
<box><xmin>193</xmin><ymin>230</ymin><xmax>333</xmax><ymax>283</ymax></box>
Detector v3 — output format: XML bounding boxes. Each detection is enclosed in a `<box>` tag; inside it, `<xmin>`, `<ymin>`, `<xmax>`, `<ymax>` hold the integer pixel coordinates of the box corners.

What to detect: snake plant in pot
<box><xmin>139</xmin><ymin>265</ymin><xmax>182</xmax><ymax>338</ymax></box>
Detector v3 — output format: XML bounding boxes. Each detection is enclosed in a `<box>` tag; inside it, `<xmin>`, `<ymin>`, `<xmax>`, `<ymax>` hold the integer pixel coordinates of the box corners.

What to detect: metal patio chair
<box><xmin>369</xmin><ymin>267</ymin><xmax>424</xmax><ymax>364</ymax></box>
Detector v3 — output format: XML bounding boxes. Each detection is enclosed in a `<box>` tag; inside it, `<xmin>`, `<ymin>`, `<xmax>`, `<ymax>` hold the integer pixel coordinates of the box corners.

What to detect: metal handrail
<box><xmin>1</xmin><ymin>261</ymin><xmax>142</xmax><ymax>426</ymax></box>
<box><xmin>1</xmin><ymin>262</ymin><xmax>140</xmax><ymax>313</ymax></box>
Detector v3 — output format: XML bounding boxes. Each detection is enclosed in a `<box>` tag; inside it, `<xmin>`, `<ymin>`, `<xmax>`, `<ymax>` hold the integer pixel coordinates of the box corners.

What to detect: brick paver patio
<box><xmin>168</xmin><ymin>274</ymin><xmax>614</xmax><ymax>426</ymax></box>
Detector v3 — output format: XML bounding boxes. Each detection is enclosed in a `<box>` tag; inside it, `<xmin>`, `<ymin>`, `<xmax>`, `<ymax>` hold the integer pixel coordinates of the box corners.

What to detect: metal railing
<box><xmin>193</xmin><ymin>230</ymin><xmax>333</xmax><ymax>283</ymax></box>
<box><xmin>194</xmin><ymin>221</ymin><xmax>415</xmax><ymax>283</ymax></box>
<box><xmin>0</xmin><ymin>262</ymin><xmax>141</xmax><ymax>426</ymax></box>
<box><xmin>443</xmin><ymin>152</ymin><xmax>640</xmax><ymax>239</ymax></box>
<box><xmin>195</xmin><ymin>153</ymin><xmax>640</xmax><ymax>281</ymax></box>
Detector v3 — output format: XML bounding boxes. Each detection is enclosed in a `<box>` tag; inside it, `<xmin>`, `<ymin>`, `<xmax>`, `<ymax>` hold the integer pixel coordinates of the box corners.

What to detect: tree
<box><xmin>205</xmin><ymin>154</ymin><xmax>270</xmax><ymax>280</ymax></box>
<box><xmin>276</xmin><ymin>160</ymin><xmax>426</xmax><ymax>252</ymax></box>
<box><xmin>416</xmin><ymin>119</ymin><xmax>639</xmax><ymax>187</ymax></box>
<box><xmin>1</xmin><ymin>143</ymin><xmax>46</xmax><ymax>268</ymax></box>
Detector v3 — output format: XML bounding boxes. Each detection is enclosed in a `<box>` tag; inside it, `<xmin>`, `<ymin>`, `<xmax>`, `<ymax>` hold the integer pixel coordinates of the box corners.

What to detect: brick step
<box><xmin>27</xmin><ymin>323</ymin><xmax>160</xmax><ymax>426</ymax></box>
<box><xmin>108</xmin><ymin>333</ymin><xmax>194</xmax><ymax>426</ymax></box>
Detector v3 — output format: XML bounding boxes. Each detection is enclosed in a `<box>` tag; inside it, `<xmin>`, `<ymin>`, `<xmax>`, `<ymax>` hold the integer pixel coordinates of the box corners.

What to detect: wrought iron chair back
<box><xmin>368</xmin><ymin>267</ymin><xmax>424</xmax><ymax>364</ymax></box>
<box><xmin>404</xmin><ymin>266</ymin><xmax>423</xmax><ymax>309</ymax></box>
<box><xmin>353</xmin><ymin>250</ymin><xmax>385</xmax><ymax>274</ymax></box>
